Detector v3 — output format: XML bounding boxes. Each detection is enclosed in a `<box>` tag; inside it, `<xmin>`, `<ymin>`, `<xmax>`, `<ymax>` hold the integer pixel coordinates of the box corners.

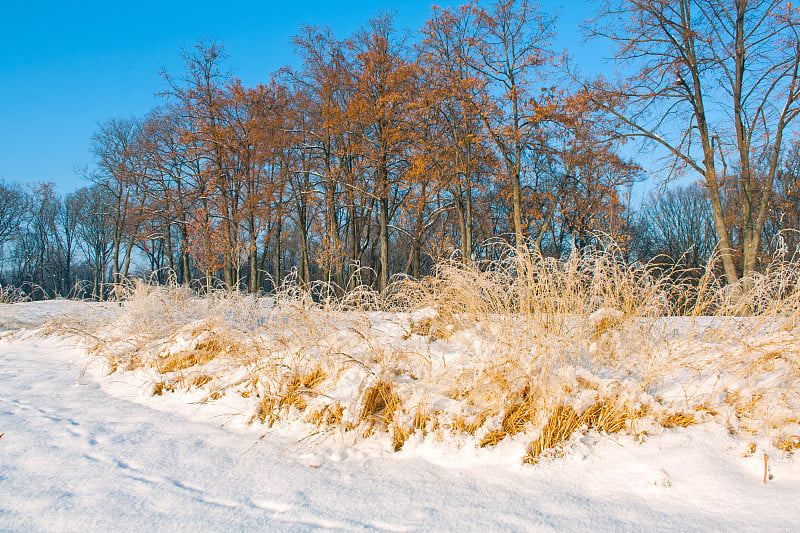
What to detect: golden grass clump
<box><xmin>158</xmin><ymin>338</ymin><xmax>225</xmax><ymax>373</ymax></box>
<box><xmin>479</xmin><ymin>384</ymin><xmax>537</xmax><ymax>447</ymax></box>
<box><xmin>776</xmin><ymin>435</ymin><xmax>800</xmax><ymax>452</ymax></box>
<box><xmin>360</xmin><ymin>380</ymin><xmax>400</xmax><ymax>436</ymax></box>
<box><xmin>453</xmin><ymin>412</ymin><xmax>490</xmax><ymax>435</ymax></box>
<box><xmin>152</xmin><ymin>381</ymin><xmax>174</xmax><ymax>396</ymax></box>
<box><xmin>523</xmin><ymin>400</ymin><xmax>632</xmax><ymax>464</ymax></box>
<box><xmin>660</xmin><ymin>412</ymin><xmax>696</xmax><ymax>429</ymax></box>
<box><xmin>308</xmin><ymin>403</ymin><xmax>344</xmax><ymax>427</ymax></box>
<box><xmin>279</xmin><ymin>368</ymin><xmax>328</xmax><ymax>411</ymax></box>
<box><xmin>583</xmin><ymin>401</ymin><xmax>630</xmax><ymax>433</ymax></box>
<box><xmin>192</xmin><ymin>375</ymin><xmax>212</xmax><ymax>388</ymax></box>
<box><xmin>524</xmin><ymin>405</ymin><xmax>581</xmax><ymax>463</ymax></box>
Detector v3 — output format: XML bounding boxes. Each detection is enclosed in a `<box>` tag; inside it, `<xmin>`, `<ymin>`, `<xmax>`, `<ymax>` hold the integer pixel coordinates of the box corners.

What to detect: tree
<box><xmin>0</xmin><ymin>180</ymin><xmax>27</xmax><ymax>278</ymax></box>
<box><xmin>459</xmin><ymin>0</ymin><xmax>558</xmax><ymax>248</ymax></box>
<box><xmin>292</xmin><ymin>25</ymin><xmax>352</xmax><ymax>288</ymax></box>
<box><xmin>422</xmin><ymin>6</ymin><xmax>498</xmax><ymax>263</ymax></box>
<box><xmin>349</xmin><ymin>14</ymin><xmax>420</xmax><ymax>290</ymax></box>
<box><xmin>762</xmin><ymin>139</ymin><xmax>800</xmax><ymax>257</ymax></box>
<box><xmin>90</xmin><ymin>117</ymin><xmax>143</xmax><ymax>283</ymax></box>
<box><xmin>161</xmin><ymin>40</ymin><xmax>240</xmax><ymax>289</ymax></box>
<box><xmin>646</xmin><ymin>183</ymin><xmax>718</xmax><ymax>271</ymax></box>
<box><xmin>58</xmin><ymin>189</ymin><xmax>82</xmax><ymax>295</ymax></box>
<box><xmin>137</xmin><ymin>108</ymin><xmax>197</xmax><ymax>285</ymax></box>
<box><xmin>239</xmin><ymin>81</ymin><xmax>290</xmax><ymax>293</ymax></box>
<box><xmin>543</xmin><ymin>93</ymin><xmax>642</xmax><ymax>254</ymax></box>
<box><xmin>588</xmin><ymin>0</ymin><xmax>800</xmax><ymax>283</ymax></box>
<box><xmin>73</xmin><ymin>185</ymin><xmax>114</xmax><ymax>299</ymax></box>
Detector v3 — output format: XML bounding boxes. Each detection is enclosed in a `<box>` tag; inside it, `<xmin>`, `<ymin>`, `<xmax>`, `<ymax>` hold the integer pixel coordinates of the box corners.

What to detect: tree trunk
<box><xmin>274</xmin><ymin>215</ymin><xmax>283</xmax><ymax>289</ymax></box>
<box><xmin>249</xmin><ymin>242</ymin><xmax>259</xmax><ymax>294</ymax></box>
<box><xmin>165</xmin><ymin>222</ymin><xmax>175</xmax><ymax>283</ymax></box>
<box><xmin>680</xmin><ymin>12</ymin><xmax>739</xmax><ymax>285</ymax></box>
<box><xmin>464</xmin><ymin>185</ymin><xmax>473</xmax><ymax>263</ymax></box>
<box><xmin>120</xmin><ymin>235</ymin><xmax>136</xmax><ymax>281</ymax></box>
<box><xmin>325</xmin><ymin>167</ymin><xmax>344</xmax><ymax>291</ymax></box>
<box><xmin>379</xmin><ymin>193</ymin><xmax>390</xmax><ymax>291</ymax></box>
<box><xmin>511</xmin><ymin>165</ymin><xmax>524</xmax><ymax>250</ymax></box>
<box><xmin>180</xmin><ymin>225</ymin><xmax>191</xmax><ymax>286</ymax></box>
<box><xmin>299</xmin><ymin>224</ymin><xmax>311</xmax><ymax>287</ymax></box>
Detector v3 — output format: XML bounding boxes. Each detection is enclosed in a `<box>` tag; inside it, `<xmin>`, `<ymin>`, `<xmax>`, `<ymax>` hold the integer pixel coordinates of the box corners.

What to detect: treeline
<box><xmin>2</xmin><ymin>0</ymin><xmax>800</xmax><ymax>299</ymax></box>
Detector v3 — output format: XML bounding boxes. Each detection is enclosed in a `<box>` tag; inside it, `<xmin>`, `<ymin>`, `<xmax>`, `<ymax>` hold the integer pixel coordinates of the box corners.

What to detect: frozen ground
<box><xmin>1</xmin><ymin>302</ymin><xmax>799</xmax><ymax>531</ymax></box>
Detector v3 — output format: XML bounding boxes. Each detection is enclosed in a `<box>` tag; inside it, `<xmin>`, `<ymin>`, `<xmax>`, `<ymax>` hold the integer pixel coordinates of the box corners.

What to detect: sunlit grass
<box><xmin>59</xmin><ymin>245</ymin><xmax>800</xmax><ymax>462</ymax></box>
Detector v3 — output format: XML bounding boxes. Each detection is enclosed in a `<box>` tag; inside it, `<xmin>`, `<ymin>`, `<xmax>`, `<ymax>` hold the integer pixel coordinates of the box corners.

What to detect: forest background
<box><xmin>2</xmin><ymin>0</ymin><xmax>799</xmax><ymax>300</ymax></box>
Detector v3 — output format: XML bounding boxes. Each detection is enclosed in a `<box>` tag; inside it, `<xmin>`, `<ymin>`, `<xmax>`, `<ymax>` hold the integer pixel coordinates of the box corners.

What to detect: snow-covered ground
<box><xmin>1</xmin><ymin>301</ymin><xmax>800</xmax><ymax>531</ymax></box>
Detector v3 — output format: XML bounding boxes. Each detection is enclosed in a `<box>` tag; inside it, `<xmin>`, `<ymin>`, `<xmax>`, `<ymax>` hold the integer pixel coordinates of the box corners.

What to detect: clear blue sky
<box><xmin>0</xmin><ymin>0</ymin><xmax>597</xmax><ymax>194</ymax></box>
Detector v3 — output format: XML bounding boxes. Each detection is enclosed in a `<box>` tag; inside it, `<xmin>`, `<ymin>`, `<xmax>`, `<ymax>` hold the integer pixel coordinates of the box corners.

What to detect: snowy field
<box><xmin>1</xmin><ymin>299</ymin><xmax>800</xmax><ymax>531</ymax></box>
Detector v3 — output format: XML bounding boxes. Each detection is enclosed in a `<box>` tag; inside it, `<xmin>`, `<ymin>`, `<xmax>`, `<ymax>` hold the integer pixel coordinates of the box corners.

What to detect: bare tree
<box><xmin>90</xmin><ymin>117</ymin><xmax>144</xmax><ymax>283</ymax></box>
<box><xmin>0</xmin><ymin>180</ymin><xmax>27</xmax><ymax>277</ymax></box>
<box><xmin>422</xmin><ymin>6</ymin><xmax>498</xmax><ymax>263</ymax></box>
<box><xmin>646</xmin><ymin>183</ymin><xmax>718</xmax><ymax>270</ymax></box>
<box><xmin>463</xmin><ymin>0</ymin><xmax>558</xmax><ymax>248</ymax></box>
<box><xmin>763</xmin><ymin>140</ymin><xmax>800</xmax><ymax>257</ymax></box>
<box><xmin>73</xmin><ymin>185</ymin><xmax>114</xmax><ymax>299</ymax></box>
<box><xmin>588</xmin><ymin>0</ymin><xmax>800</xmax><ymax>283</ymax></box>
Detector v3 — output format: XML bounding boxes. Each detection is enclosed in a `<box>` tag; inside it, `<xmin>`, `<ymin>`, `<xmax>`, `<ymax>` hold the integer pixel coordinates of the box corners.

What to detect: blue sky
<box><xmin>0</xmin><ymin>0</ymin><xmax>597</xmax><ymax>194</ymax></box>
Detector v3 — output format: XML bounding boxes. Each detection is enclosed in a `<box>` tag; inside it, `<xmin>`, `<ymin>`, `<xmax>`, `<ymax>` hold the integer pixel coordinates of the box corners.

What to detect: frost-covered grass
<box><xmin>56</xmin><ymin>247</ymin><xmax>800</xmax><ymax>464</ymax></box>
<box><xmin>0</xmin><ymin>284</ymin><xmax>28</xmax><ymax>304</ymax></box>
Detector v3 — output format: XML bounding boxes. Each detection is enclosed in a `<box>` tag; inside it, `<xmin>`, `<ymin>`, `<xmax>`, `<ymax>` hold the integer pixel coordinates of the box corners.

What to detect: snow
<box><xmin>2</xmin><ymin>302</ymin><xmax>800</xmax><ymax>531</ymax></box>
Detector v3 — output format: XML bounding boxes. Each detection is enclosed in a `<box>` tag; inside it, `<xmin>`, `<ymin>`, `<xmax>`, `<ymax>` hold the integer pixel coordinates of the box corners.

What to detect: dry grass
<box><xmin>776</xmin><ymin>435</ymin><xmax>800</xmax><ymax>452</ymax></box>
<box><xmin>158</xmin><ymin>339</ymin><xmax>225</xmax><ymax>373</ymax></box>
<box><xmin>522</xmin><ymin>400</ymin><xmax>633</xmax><ymax>464</ymax></box>
<box><xmin>359</xmin><ymin>380</ymin><xmax>401</xmax><ymax>440</ymax></box>
<box><xmin>660</xmin><ymin>412</ymin><xmax>697</xmax><ymax>429</ymax></box>
<box><xmin>524</xmin><ymin>405</ymin><xmax>582</xmax><ymax>463</ymax></box>
<box><xmin>479</xmin><ymin>384</ymin><xmax>536</xmax><ymax>447</ymax></box>
<box><xmin>54</xmin><ymin>244</ymin><xmax>800</xmax><ymax>462</ymax></box>
<box><xmin>0</xmin><ymin>285</ymin><xmax>28</xmax><ymax>304</ymax></box>
<box><xmin>279</xmin><ymin>368</ymin><xmax>328</xmax><ymax>411</ymax></box>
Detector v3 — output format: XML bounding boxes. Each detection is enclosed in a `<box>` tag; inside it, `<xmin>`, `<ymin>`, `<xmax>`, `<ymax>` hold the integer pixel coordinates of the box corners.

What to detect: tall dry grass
<box><xmin>61</xmin><ymin>245</ymin><xmax>800</xmax><ymax>461</ymax></box>
<box><xmin>0</xmin><ymin>285</ymin><xmax>26</xmax><ymax>304</ymax></box>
